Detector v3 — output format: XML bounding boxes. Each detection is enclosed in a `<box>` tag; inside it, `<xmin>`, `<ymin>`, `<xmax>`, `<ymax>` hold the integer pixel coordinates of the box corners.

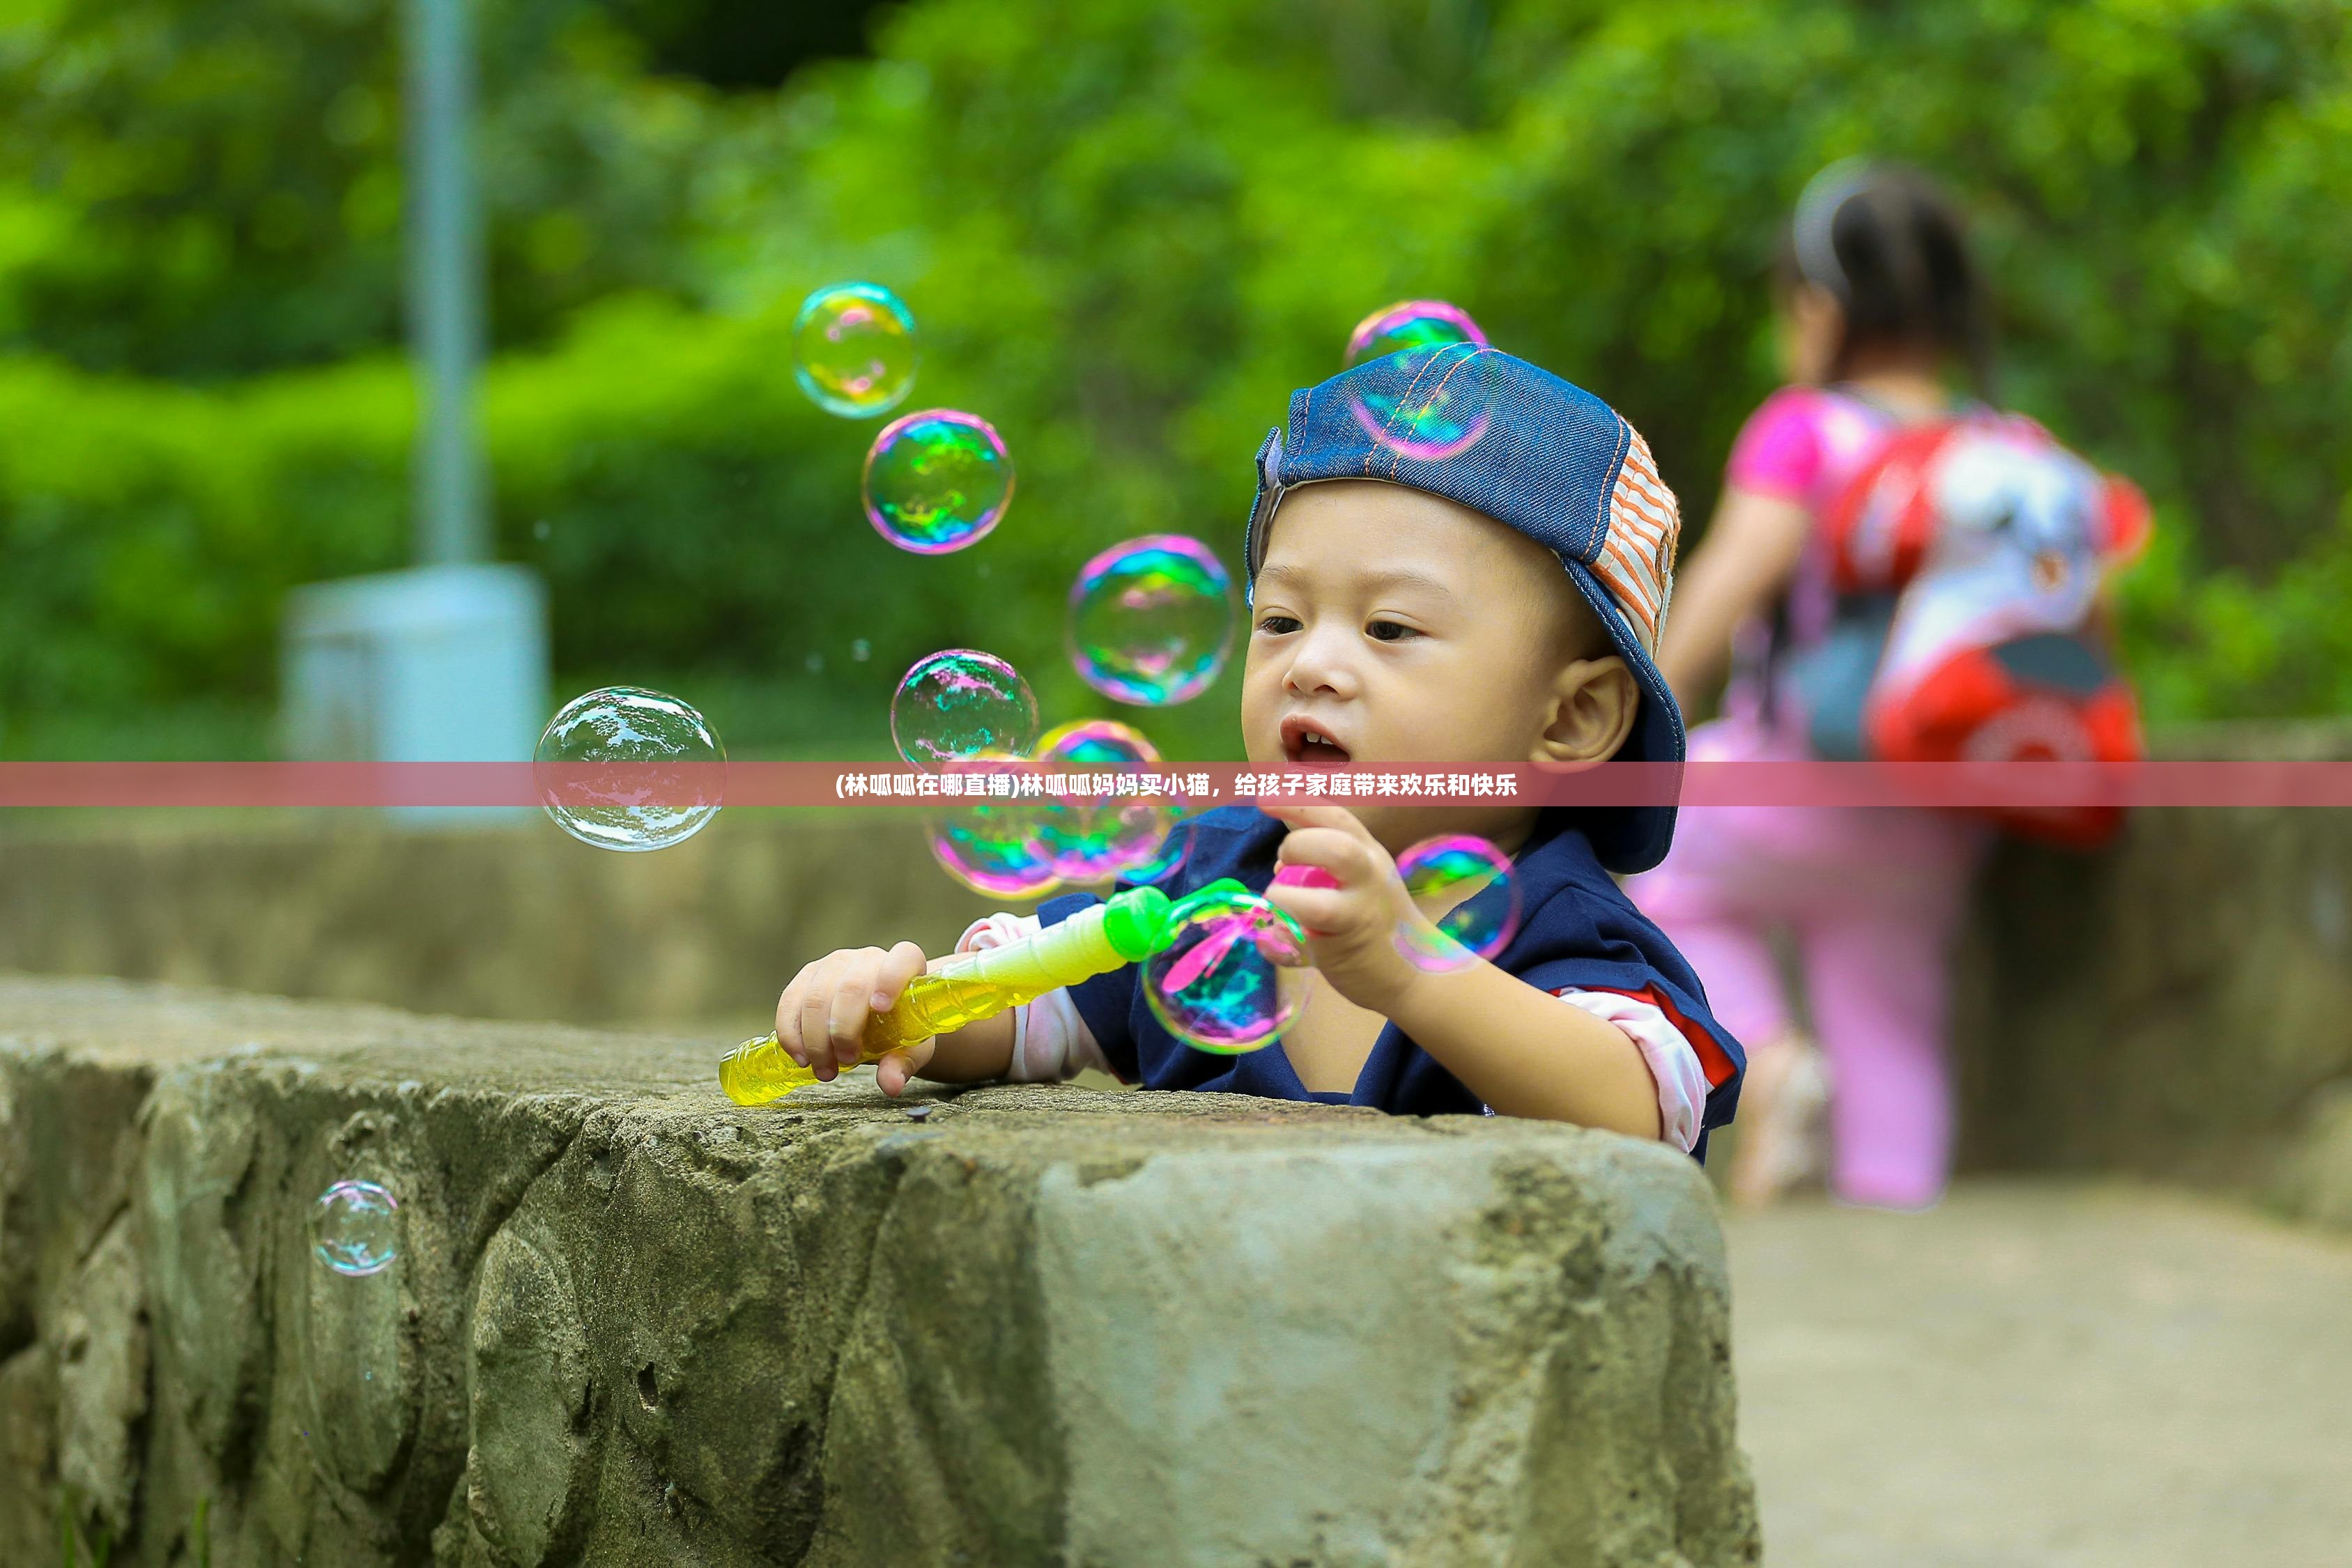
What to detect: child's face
<box><xmin>1240</xmin><ymin>480</ymin><xmax>1638</xmax><ymax>851</ymax></box>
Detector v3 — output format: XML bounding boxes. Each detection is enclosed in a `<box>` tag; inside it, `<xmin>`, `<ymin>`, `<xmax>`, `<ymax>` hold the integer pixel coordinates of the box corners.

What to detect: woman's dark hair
<box><xmin>1776</xmin><ymin>160</ymin><xmax>1992</xmax><ymax>392</ymax></box>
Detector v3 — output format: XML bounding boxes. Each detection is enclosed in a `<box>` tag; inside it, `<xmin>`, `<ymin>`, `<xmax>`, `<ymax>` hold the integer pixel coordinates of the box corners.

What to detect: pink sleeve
<box><xmin>1724</xmin><ymin>386</ymin><xmax>1830</xmax><ymax>502</ymax></box>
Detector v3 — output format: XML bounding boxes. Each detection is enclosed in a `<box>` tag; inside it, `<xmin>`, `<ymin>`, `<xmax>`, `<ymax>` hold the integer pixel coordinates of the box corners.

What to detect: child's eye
<box><xmin>1365</xmin><ymin>619</ymin><xmax>1420</xmax><ymax>643</ymax></box>
<box><xmin>1256</xmin><ymin>614</ymin><xmax>1302</xmax><ymax>635</ymax></box>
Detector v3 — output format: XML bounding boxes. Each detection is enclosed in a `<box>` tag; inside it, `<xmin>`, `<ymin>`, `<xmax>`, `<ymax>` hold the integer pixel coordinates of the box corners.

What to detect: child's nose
<box><xmin>1282</xmin><ymin>622</ymin><xmax>1359</xmax><ymax>698</ymax></box>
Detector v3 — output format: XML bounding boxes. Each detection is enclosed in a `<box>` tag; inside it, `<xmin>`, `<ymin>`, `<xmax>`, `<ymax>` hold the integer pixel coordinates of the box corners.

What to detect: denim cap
<box><xmin>1243</xmin><ymin>344</ymin><xmax>1686</xmax><ymax>873</ymax></box>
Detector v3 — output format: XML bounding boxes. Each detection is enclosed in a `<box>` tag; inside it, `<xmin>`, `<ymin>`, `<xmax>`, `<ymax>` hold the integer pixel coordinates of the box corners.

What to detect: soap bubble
<box><xmin>1144</xmin><ymin>886</ymin><xmax>1311</xmax><ymax>1054</ymax></box>
<box><xmin>1346</xmin><ymin>341</ymin><xmax>1500</xmax><ymax>463</ymax></box>
<box><xmin>312</xmin><ymin>1181</ymin><xmax>400</xmax><ymax>1277</ymax></box>
<box><xmin>863</xmin><ymin>409</ymin><xmax>1014</xmax><ymax>554</ymax></box>
<box><xmin>792</xmin><ymin>282</ymin><xmax>918</xmax><ymax>418</ymax></box>
<box><xmin>928</xmin><ymin>754</ymin><xmax>1061</xmax><ymax>899</ymax></box>
<box><xmin>1066</xmin><ymin>535</ymin><xmax>1237</xmax><ymax>706</ymax></box>
<box><xmin>1033</xmin><ymin>719</ymin><xmax>1176</xmax><ymax>883</ymax></box>
<box><xmin>892</xmin><ymin>650</ymin><xmax>1040</xmax><ymax>770</ymax></box>
<box><xmin>1393</xmin><ymin>834</ymin><xmax>1521</xmax><ymax>972</ymax></box>
<box><xmin>536</xmin><ymin>686</ymin><xmax>725</xmax><ymax>852</ymax></box>
<box><xmin>1343</xmin><ymin>299</ymin><xmax>1488</xmax><ymax>368</ymax></box>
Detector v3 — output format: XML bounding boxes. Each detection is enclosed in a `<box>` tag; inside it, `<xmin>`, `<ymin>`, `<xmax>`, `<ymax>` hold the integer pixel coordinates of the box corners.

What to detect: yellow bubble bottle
<box><xmin>718</xmin><ymin>885</ymin><xmax>1173</xmax><ymax>1107</ymax></box>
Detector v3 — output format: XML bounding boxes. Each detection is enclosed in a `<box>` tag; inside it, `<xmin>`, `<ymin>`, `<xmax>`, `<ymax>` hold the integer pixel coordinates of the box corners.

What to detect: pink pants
<box><xmin>1628</xmin><ymin>718</ymin><xmax>1985</xmax><ymax>1208</ymax></box>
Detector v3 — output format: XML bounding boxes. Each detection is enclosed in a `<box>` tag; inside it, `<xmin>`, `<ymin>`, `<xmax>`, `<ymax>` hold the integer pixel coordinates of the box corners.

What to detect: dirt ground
<box><xmin>1723</xmin><ymin>1180</ymin><xmax>2352</xmax><ymax>1567</ymax></box>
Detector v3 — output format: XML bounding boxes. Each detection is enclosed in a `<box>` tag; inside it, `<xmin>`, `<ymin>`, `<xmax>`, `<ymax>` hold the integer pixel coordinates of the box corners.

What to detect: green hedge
<box><xmin>6</xmin><ymin>0</ymin><xmax>2352</xmax><ymax>760</ymax></box>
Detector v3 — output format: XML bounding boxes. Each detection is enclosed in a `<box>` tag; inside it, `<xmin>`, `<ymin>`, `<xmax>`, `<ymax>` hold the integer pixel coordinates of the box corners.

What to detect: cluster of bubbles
<box><xmin>536</xmin><ymin>686</ymin><xmax>727</xmax><ymax>852</ymax></box>
<box><xmin>1144</xmin><ymin>885</ymin><xmax>1311</xmax><ymax>1053</ymax></box>
<box><xmin>544</xmin><ymin>284</ymin><xmax>1512</xmax><ymax>1068</ymax></box>
<box><xmin>792</xmin><ymin>282</ymin><xmax>919</xmax><ymax>418</ymax></box>
<box><xmin>927</xmin><ymin>753</ymin><xmax>1063</xmax><ymax>899</ymax></box>
<box><xmin>1343</xmin><ymin>299</ymin><xmax>1489</xmax><ymax>368</ymax></box>
<box><xmin>894</xmin><ymin>648</ymin><xmax>1196</xmax><ymax>902</ymax></box>
<box><xmin>1033</xmin><ymin>720</ymin><xmax>1182</xmax><ymax>883</ymax></box>
<box><xmin>1393</xmin><ymin>834</ymin><xmax>1521</xmax><ymax>971</ymax></box>
<box><xmin>312</xmin><ymin>1180</ymin><xmax>401</xmax><ymax>1277</ymax></box>
<box><xmin>791</xmin><ymin>282</ymin><xmax>1017</xmax><ymax>557</ymax></box>
<box><xmin>1066</xmin><ymin>535</ymin><xmax>1237</xmax><ymax>706</ymax></box>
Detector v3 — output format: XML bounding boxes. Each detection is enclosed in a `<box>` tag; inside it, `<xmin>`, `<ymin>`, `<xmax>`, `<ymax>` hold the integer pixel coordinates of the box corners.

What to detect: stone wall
<box><xmin>1949</xmin><ymin>724</ymin><xmax>2352</xmax><ymax>1227</ymax></box>
<box><xmin>0</xmin><ymin>976</ymin><xmax>1758</xmax><ymax>1567</ymax></box>
<box><xmin>0</xmin><ymin>813</ymin><xmax>998</xmax><ymax>1035</ymax></box>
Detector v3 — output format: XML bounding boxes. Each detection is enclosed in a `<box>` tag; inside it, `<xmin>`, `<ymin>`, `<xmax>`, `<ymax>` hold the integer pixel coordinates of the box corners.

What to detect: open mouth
<box><xmin>1280</xmin><ymin>716</ymin><xmax>1353</xmax><ymax>767</ymax></box>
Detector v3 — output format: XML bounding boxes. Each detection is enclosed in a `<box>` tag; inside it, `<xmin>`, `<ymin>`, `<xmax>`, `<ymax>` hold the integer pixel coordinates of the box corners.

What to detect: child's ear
<box><xmin>1535</xmin><ymin>656</ymin><xmax>1639</xmax><ymax>767</ymax></box>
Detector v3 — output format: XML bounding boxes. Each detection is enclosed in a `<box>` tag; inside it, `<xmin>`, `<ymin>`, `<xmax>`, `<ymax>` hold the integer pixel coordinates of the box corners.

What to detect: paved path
<box><xmin>1723</xmin><ymin>1181</ymin><xmax>2352</xmax><ymax>1567</ymax></box>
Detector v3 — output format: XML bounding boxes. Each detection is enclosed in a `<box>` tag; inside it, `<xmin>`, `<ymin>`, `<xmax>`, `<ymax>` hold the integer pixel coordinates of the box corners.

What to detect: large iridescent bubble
<box><xmin>536</xmin><ymin>686</ymin><xmax>726</xmax><ymax>852</ymax></box>
<box><xmin>863</xmin><ymin>409</ymin><xmax>1013</xmax><ymax>554</ymax></box>
<box><xmin>792</xmin><ymin>282</ymin><xmax>918</xmax><ymax>418</ymax></box>
<box><xmin>1033</xmin><ymin>718</ymin><xmax>1176</xmax><ymax>883</ymax></box>
<box><xmin>312</xmin><ymin>1180</ymin><xmax>401</xmax><ymax>1277</ymax></box>
<box><xmin>1393</xmin><ymin>834</ymin><xmax>1521</xmax><ymax>972</ymax></box>
<box><xmin>927</xmin><ymin>754</ymin><xmax>1061</xmax><ymax>899</ymax></box>
<box><xmin>1342</xmin><ymin>298</ymin><xmax>1488</xmax><ymax>368</ymax></box>
<box><xmin>1346</xmin><ymin>341</ymin><xmax>1500</xmax><ymax>463</ymax></box>
<box><xmin>1144</xmin><ymin>886</ymin><xmax>1311</xmax><ymax>1054</ymax></box>
<box><xmin>891</xmin><ymin>650</ymin><xmax>1040</xmax><ymax>771</ymax></box>
<box><xmin>1066</xmin><ymin>535</ymin><xmax>1237</xmax><ymax>706</ymax></box>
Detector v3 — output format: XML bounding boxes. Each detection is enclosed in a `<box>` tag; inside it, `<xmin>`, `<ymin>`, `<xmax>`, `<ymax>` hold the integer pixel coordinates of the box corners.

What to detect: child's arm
<box><xmin>773</xmin><ymin>944</ymin><xmax>1016</xmax><ymax>1096</ymax></box>
<box><xmin>1261</xmin><ymin>804</ymin><xmax>1663</xmax><ymax>1139</ymax></box>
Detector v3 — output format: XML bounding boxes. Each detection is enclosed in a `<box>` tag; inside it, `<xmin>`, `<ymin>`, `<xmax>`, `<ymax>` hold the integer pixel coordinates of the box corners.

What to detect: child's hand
<box><xmin>1259</xmin><ymin>803</ymin><xmax>1442</xmax><ymax>1016</ymax></box>
<box><xmin>774</xmin><ymin>941</ymin><xmax>933</xmax><ymax>1096</ymax></box>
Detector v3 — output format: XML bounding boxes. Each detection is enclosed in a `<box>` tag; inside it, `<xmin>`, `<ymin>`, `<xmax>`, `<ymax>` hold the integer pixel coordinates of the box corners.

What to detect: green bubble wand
<box><xmin>720</xmin><ymin>880</ymin><xmax>1273</xmax><ymax>1106</ymax></box>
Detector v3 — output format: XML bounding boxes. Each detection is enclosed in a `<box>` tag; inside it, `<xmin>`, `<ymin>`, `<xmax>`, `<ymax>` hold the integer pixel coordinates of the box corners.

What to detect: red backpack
<box><xmin>1801</xmin><ymin>412</ymin><xmax>2151</xmax><ymax>845</ymax></box>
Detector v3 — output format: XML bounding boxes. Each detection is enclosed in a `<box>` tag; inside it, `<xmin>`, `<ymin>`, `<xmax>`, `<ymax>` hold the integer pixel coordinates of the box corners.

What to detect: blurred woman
<box><xmin>1634</xmin><ymin>162</ymin><xmax>1990</xmax><ymax>1209</ymax></box>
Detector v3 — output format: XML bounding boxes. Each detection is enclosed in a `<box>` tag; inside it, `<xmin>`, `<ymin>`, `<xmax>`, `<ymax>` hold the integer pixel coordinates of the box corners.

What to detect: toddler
<box><xmin>776</xmin><ymin>348</ymin><xmax>1744</xmax><ymax>1156</ymax></box>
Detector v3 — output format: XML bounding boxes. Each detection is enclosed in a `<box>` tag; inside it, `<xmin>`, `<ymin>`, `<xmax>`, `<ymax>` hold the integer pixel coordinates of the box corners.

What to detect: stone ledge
<box><xmin>0</xmin><ymin>975</ymin><xmax>1758</xmax><ymax>1567</ymax></box>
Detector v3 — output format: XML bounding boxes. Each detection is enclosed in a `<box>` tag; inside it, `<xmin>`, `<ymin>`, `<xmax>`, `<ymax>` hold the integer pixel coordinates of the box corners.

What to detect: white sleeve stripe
<box><xmin>958</xmin><ymin>912</ymin><xmax>1111</xmax><ymax>1083</ymax></box>
<box><xmin>1548</xmin><ymin>988</ymin><xmax>1707</xmax><ymax>1153</ymax></box>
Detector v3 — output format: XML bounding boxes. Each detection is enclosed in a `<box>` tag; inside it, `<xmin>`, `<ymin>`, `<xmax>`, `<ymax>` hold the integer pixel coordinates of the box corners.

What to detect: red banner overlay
<box><xmin>2</xmin><ymin>760</ymin><xmax>2351</xmax><ymax>810</ymax></box>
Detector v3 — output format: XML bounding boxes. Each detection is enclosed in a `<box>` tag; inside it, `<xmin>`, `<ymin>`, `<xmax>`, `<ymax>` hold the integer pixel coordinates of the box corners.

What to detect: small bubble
<box><xmin>1343</xmin><ymin>298</ymin><xmax>1488</xmax><ymax>368</ymax></box>
<box><xmin>1145</xmin><ymin>889</ymin><xmax>1309</xmax><ymax>1053</ymax></box>
<box><xmin>852</xmin><ymin>638</ymin><xmax>872</xmax><ymax>662</ymax></box>
<box><xmin>1033</xmin><ymin>720</ymin><xmax>1174</xmax><ymax>882</ymax></box>
<box><xmin>1067</xmin><ymin>535</ymin><xmax>1236</xmax><ymax>707</ymax></box>
<box><xmin>792</xmin><ymin>282</ymin><xmax>918</xmax><ymax>418</ymax></box>
<box><xmin>1346</xmin><ymin>344</ymin><xmax>1500</xmax><ymax>463</ymax></box>
<box><xmin>862</xmin><ymin>409</ymin><xmax>1013</xmax><ymax>555</ymax></box>
<box><xmin>891</xmin><ymin>650</ymin><xmax>1039</xmax><ymax>770</ymax></box>
<box><xmin>806</xmin><ymin>652</ymin><xmax>825</xmax><ymax>673</ymax></box>
<box><xmin>1394</xmin><ymin>835</ymin><xmax>1521</xmax><ymax>971</ymax></box>
<box><xmin>312</xmin><ymin>1180</ymin><xmax>400</xmax><ymax>1277</ymax></box>
<box><xmin>535</xmin><ymin>686</ymin><xmax>726</xmax><ymax>852</ymax></box>
<box><xmin>532</xmin><ymin>518</ymin><xmax>551</xmax><ymax>541</ymax></box>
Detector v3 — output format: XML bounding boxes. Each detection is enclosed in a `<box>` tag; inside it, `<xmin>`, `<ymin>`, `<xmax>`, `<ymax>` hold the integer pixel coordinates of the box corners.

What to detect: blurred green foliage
<box><xmin>3</xmin><ymin>0</ymin><xmax>2351</xmax><ymax>759</ymax></box>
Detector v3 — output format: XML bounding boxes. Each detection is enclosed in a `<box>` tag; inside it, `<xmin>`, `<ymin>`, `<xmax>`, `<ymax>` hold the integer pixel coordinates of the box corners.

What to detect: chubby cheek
<box><xmin>1238</xmin><ymin>647</ymin><xmax>1285</xmax><ymax>766</ymax></box>
<box><xmin>1365</xmin><ymin>675</ymin><xmax>1484</xmax><ymax>762</ymax></box>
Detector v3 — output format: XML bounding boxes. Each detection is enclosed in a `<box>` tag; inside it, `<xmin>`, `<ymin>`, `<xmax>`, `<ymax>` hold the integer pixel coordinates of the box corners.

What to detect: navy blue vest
<box><xmin>1039</xmin><ymin>806</ymin><xmax>1744</xmax><ymax>1160</ymax></box>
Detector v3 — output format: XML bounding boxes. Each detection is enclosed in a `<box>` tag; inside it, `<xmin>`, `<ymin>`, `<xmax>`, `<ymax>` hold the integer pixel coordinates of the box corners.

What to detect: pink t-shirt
<box><xmin>1719</xmin><ymin>386</ymin><xmax>1903</xmax><ymax>723</ymax></box>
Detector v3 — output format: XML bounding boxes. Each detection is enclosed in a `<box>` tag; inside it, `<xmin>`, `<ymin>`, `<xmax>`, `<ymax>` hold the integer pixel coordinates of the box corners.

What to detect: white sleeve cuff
<box><xmin>1548</xmin><ymin>988</ymin><xmax>1709</xmax><ymax>1153</ymax></box>
<box><xmin>953</xmin><ymin>914</ymin><xmax>1112</xmax><ymax>1082</ymax></box>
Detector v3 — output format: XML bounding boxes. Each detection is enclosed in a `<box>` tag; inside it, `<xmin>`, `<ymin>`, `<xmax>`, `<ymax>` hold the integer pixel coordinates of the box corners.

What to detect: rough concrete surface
<box><xmin>0</xmin><ymin>974</ymin><xmax>1759</xmax><ymax>1567</ymax></box>
<box><xmin>0</xmin><ymin>812</ymin><xmax>999</xmax><ymax>1035</ymax></box>
<box><xmin>1727</xmin><ymin>1181</ymin><xmax>2352</xmax><ymax>1567</ymax></box>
